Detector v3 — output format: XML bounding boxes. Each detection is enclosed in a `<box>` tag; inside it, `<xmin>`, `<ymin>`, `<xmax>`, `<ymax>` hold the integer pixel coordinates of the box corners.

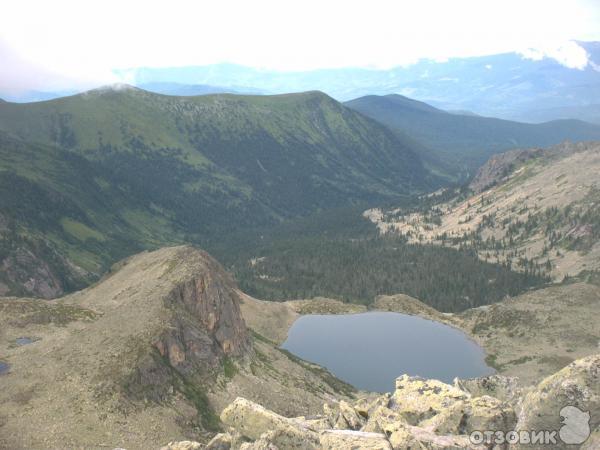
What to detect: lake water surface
<box><xmin>281</xmin><ymin>311</ymin><xmax>494</xmax><ymax>392</ymax></box>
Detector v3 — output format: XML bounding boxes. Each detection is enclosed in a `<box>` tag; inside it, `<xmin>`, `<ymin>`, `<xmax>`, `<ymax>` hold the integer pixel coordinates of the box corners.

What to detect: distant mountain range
<box><xmin>0</xmin><ymin>86</ymin><xmax>429</xmax><ymax>297</ymax></box>
<box><xmin>111</xmin><ymin>41</ymin><xmax>600</xmax><ymax>124</ymax></box>
<box><xmin>345</xmin><ymin>94</ymin><xmax>600</xmax><ymax>173</ymax></box>
<box><xmin>4</xmin><ymin>42</ymin><xmax>599</xmax><ymax>124</ymax></box>
<box><xmin>137</xmin><ymin>82</ymin><xmax>265</xmax><ymax>96</ymax></box>
<box><xmin>0</xmin><ymin>83</ymin><xmax>258</xmax><ymax>103</ymax></box>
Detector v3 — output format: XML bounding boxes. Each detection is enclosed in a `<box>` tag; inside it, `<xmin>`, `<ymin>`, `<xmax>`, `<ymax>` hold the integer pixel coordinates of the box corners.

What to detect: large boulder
<box><xmin>318</xmin><ymin>430</ymin><xmax>392</xmax><ymax>449</ymax></box>
<box><xmin>253</xmin><ymin>427</ymin><xmax>319</xmax><ymax>450</ymax></box>
<box><xmin>213</xmin><ymin>356</ymin><xmax>599</xmax><ymax>449</ymax></box>
<box><xmin>206</xmin><ymin>433</ymin><xmax>232</xmax><ymax>450</ymax></box>
<box><xmin>454</xmin><ymin>374</ymin><xmax>522</xmax><ymax>404</ymax></box>
<box><xmin>515</xmin><ymin>354</ymin><xmax>600</xmax><ymax>449</ymax></box>
<box><xmin>160</xmin><ymin>442</ymin><xmax>204</xmax><ymax>450</ymax></box>
<box><xmin>421</xmin><ymin>395</ymin><xmax>516</xmax><ymax>435</ymax></box>
<box><xmin>384</xmin><ymin>423</ymin><xmax>482</xmax><ymax>450</ymax></box>
<box><xmin>323</xmin><ymin>400</ymin><xmax>365</xmax><ymax>430</ymax></box>
<box><xmin>362</xmin><ymin>405</ymin><xmax>404</xmax><ymax>433</ymax></box>
<box><xmin>389</xmin><ymin>375</ymin><xmax>470</xmax><ymax>424</ymax></box>
<box><xmin>221</xmin><ymin>397</ymin><xmax>296</xmax><ymax>441</ymax></box>
<box><xmin>353</xmin><ymin>393</ymin><xmax>391</xmax><ymax>419</ymax></box>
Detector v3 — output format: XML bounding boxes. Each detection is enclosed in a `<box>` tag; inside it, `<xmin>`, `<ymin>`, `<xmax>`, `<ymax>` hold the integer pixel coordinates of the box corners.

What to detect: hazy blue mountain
<box><xmin>345</xmin><ymin>94</ymin><xmax>600</xmax><ymax>172</ymax></box>
<box><xmin>137</xmin><ymin>82</ymin><xmax>265</xmax><ymax>96</ymax></box>
<box><xmin>510</xmin><ymin>104</ymin><xmax>600</xmax><ymax>125</ymax></box>
<box><xmin>0</xmin><ymin>89</ymin><xmax>79</xmax><ymax>103</ymax></box>
<box><xmin>116</xmin><ymin>42</ymin><xmax>600</xmax><ymax>123</ymax></box>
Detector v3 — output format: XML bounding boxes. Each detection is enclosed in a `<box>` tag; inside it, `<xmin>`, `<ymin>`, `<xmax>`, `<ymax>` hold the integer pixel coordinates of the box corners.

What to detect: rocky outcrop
<box><xmin>469</xmin><ymin>147</ymin><xmax>545</xmax><ymax>193</ymax></box>
<box><xmin>0</xmin><ymin>246</ymin><xmax>255</xmax><ymax>449</ymax></box>
<box><xmin>153</xmin><ymin>254</ymin><xmax>251</xmax><ymax>374</ymax></box>
<box><xmin>213</xmin><ymin>374</ymin><xmax>518</xmax><ymax>449</ymax></box>
<box><xmin>453</xmin><ymin>374</ymin><xmax>522</xmax><ymax>404</ymax></box>
<box><xmin>1</xmin><ymin>246</ymin><xmax>65</xmax><ymax>298</ymax></box>
<box><xmin>515</xmin><ymin>354</ymin><xmax>599</xmax><ymax>449</ymax></box>
<box><xmin>161</xmin><ymin>354</ymin><xmax>598</xmax><ymax>449</ymax></box>
<box><xmin>123</xmin><ymin>247</ymin><xmax>252</xmax><ymax>407</ymax></box>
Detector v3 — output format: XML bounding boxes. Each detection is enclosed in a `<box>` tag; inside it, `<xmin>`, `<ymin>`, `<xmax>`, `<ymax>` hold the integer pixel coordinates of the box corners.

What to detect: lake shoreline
<box><xmin>280</xmin><ymin>310</ymin><xmax>494</xmax><ymax>392</ymax></box>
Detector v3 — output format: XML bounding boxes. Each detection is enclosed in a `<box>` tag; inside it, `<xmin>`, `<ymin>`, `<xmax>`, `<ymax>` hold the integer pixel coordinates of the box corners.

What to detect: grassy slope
<box><xmin>0</xmin><ymin>87</ymin><xmax>432</xmax><ymax>296</ymax></box>
<box><xmin>345</xmin><ymin>94</ymin><xmax>600</xmax><ymax>174</ymax></box>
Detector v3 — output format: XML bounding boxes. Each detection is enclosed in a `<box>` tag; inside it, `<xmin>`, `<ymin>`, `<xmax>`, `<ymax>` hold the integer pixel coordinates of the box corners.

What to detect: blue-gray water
<box><xmin>0</xmin><ymin>361</ymin><xmax>9</xmax><ymax>375</ymax></box>
<box><xmin>281</xmin><ymin>312</ymin><xmax>494</xmax><ymax>392</ymax></box>
<box><xmin>15</xmin><ymin>337</ymin><xmax>35</xmax><ymax>346</ymax></box>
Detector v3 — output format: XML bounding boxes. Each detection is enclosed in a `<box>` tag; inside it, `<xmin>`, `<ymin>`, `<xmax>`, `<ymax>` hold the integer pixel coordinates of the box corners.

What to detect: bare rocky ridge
<box><xmin>468</xmin><ymin>147</ymin><xmax>546</xmax><ymax>194</ymax></box>
<box><xmin>0</xmin><ymin>246</ymin><xmax>353</xmax><ymax>449</ymax></box>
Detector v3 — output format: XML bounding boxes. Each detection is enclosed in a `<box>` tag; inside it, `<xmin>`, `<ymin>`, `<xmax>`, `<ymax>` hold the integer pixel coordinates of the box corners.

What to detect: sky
<box><xmin>1</xmin><ymin>0</ymin><xmax>600</xmax><ymax>93</ymax></box>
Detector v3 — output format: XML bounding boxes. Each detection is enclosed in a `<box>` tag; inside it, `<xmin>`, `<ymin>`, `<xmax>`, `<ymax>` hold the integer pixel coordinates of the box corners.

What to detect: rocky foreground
<box><xmin>163</xmin><ymin>354</ymin><xmax>599</xmax><ymax>450</ymax></box>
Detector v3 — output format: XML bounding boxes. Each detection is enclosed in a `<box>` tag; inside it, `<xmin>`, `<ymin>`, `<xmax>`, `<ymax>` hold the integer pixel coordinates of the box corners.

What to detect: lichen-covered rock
<box><xmin>221</xmin><ymin>397</ymin><xmax>292</xmax><ymax>440</ymax></box>
<box><xmin>238</xmin><ymin>439</ymin><xmax>278</xmax><ymax>450</ymax></box>
<box><xmin>206</xmin><ymin>432</ymin><xmax>232</xmax><ymax>450</ymax></box>
<box><xmin>324</xmin><ymin>400</ymin><xmax>365</xmax><ymax>430</ymax></box>
<box><xmin>421</xmin><ymin>395</ymin><xmax>516</xmax><ymax>435</ymax></box>
<box><xmin>384</xmin><ymin>423</ymin><xmax>480</xmax><ymax>450</ymax></box>
<box><xmin>454</xmin><ymin>374</ymin><xmax>522</xmax><ymax>404</ymax></box>
<box><xmin>389</xmin><ymin>375</ymin><xmax>469</xmax><ymax>424</ymax></box>
<box><xmin>324</xmin><ymin>401</ymin><xmax>363</xmax><ymax>429</ymax></box>
<box><xmin>515</xmin><ymin>354</ymin><xmax>600</xmax><ymax>449</ymax></box>
<box><xmin>213</xmin><ymin>355</ymin><xmax>599</xmax><ymax>450</ymax></box>
<box><xmin>289</xmin><ymin>415</ymin><xmax>330</xmax><ymax>431</ymax></box>
<box><xmin>353</xmin><ymin>393</ymin><xmax>390</xmax><ymax>419</ymax></box>
<box><xmin>362</xmin><ymin>405</ymin><xmax>404</xmax><ymax>433</ymax></box>
<box><xmin>257</xmin><ymin>427</ymin><xmax>319</xmax><ymax>449</ymax></box>
<box><xmin>160</xmin><ymin>441</ymin><xmax>205</xmax><ymax>450</ymax></box>
<box><xmin>318</xmin><ymin>429</ymin><xmax>392</xmax><ymax>449</ymax></box>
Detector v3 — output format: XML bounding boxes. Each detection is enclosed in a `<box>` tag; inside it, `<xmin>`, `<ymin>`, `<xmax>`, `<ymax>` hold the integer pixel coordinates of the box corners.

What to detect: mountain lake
<box><xmin>281</xmin><ymin>311</ymin><xmax>494</xmax><ymax>392</ymax></box>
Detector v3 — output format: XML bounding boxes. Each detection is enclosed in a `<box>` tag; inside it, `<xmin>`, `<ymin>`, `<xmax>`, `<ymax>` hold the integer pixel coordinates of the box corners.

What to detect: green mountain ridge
<box><xmin>0</xmin><ymin>86</ymin><xmax>431</xmax><ymax>297</ymax></box>
<box><xmin>345</xmin><ymin>94</ymin><xmax>600</xmax><ymax>175</ymax></box>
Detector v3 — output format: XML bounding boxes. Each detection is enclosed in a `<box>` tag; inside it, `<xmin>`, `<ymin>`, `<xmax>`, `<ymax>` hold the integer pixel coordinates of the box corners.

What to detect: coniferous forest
<box><xmin>211</xmin><ymin>207</ymin><xmax>548</xmax><ymax>312</ymax></box>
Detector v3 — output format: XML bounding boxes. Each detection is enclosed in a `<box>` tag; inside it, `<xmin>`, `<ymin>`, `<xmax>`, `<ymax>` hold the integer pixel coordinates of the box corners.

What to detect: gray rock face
<box><xmin>1</xmin><ymin>246</ymin><xmax>65</xmax><ymax>298</ymax></box>
<box><xmin>155</xmin><ymin>265</ymin><xmax>251</xmax><ymax>374</ymax></box>
<box><xmin>469</xmin><ymin>147</ymin><xmax>545</xmax><ymax>193</ymax></box>
<box><xmin>124</xmin><ymin>247</ymin><xmax>252</xmax><ymax>407</ymax></box>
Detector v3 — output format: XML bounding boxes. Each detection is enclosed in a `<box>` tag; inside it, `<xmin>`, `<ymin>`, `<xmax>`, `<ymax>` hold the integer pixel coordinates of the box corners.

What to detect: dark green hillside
<box><xmin>0</xmin><ymin>87</ymin><xmax>431</xmax><ymax>297</ymax></box>
<box><xmin>0</xmin><ymin>87</ymin><xmax>430</xmax><ymax>212</ymax></box>
<box><xmin>0</xmin><ymin>131</ymin><xmax>181</xmax><ymax>296</ymax></box>
<box><xmin>345</xmin><ymin>94</ymin><xmax>600</xmax><ymax>175</ymax></box>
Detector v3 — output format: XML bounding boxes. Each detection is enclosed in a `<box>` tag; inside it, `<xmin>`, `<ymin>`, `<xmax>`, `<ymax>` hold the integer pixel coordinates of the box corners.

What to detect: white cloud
<box><xmin>519</xmin><ymin>41</ymin><xmax>590</xmax><ymax>69</ymax></box>
<box><xmin>0</xmin><ymin>0</ymin><xmax>598</xmax><ymax>91</ymax></box>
